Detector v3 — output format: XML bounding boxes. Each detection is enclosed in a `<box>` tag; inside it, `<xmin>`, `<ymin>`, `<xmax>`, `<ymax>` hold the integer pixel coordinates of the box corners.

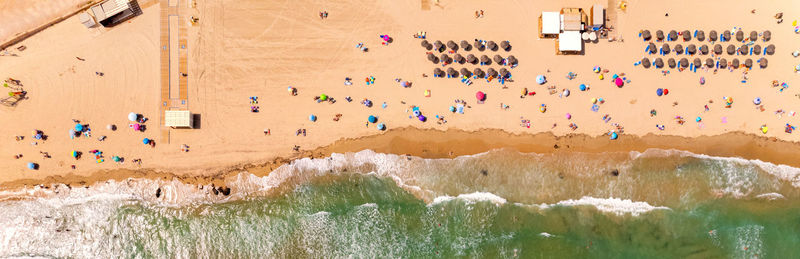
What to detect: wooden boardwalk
<box><xmin>159</xmin><ymin>0</ymin><xmax>189</xmax><ymax>143</ymax></box>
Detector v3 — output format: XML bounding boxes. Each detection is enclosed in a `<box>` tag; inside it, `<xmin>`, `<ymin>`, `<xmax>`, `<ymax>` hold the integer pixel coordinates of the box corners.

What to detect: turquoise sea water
<box><xmin>1</xmin><ymin>149</ymin><xmax>799</xmax><ymax>258</ymax></box>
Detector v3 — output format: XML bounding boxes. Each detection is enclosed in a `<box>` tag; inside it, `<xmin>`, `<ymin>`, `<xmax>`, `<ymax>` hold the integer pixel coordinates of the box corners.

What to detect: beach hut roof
<box><xmin>562</xmin><ymin>12</ymin><xmax>582</xmax><ymax>31</ymax></box>
<box><xmin>541</xmin><ymin>12</ymin><xmax>560</xmax><ymax>35</ymax></box>
<box><xmin>709</xmin><ymin>30</ymin><xmax>718</xmax><ymax>41</ymax></box>
<box><xmin>591</xmin><ymin>4</ymin><xmax>604</xmax><ymax>26</ymax></box>
<box><xmin>164</xmin><ymin>110</ymin><xmax>192</xmax><ymax>128</ymax></box>
<box><xmin>763</xmin><ymin>30</ymin><xmax>771</xmax><ymax>42</ymax></box>
<box><xmin>669</xmin><ymin>30</ymin><xmax>678</xmax><ymax>41</ymax></box>
<box><xmin>559</xmin><ymin>31</ymin><xmax>582</xmax><ymax>52</ymax></box>
<box><xmin>696</xmin><ymin>30</ymin><xmax>705</xmax><ymax>41</ymax></box>
<box><xmin>641</xmin><ymin>57</ymin><xmax>651</xmax><ymax>68</ymax></box>
<box><xmin>667</xmin><ymin>58</ymin><xmax>676</xmax><ymax>68</ymax></box>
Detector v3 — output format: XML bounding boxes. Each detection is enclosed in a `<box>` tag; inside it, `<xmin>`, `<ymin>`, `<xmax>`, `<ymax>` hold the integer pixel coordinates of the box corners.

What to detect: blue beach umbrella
<box><xmin>112</xmin><ymin>156</ymin><xmax>121</xmax><ymax>162</ymax></box>
<box><xmin>309</xmin><ymin>115</ymin><xmax>317</xmax><ymax>122</ymax></box>
<box><xmin>368</xmin><ymin>115</ymin><xmax>377</xmax><ymax>123</ymax></box>
<box><xmin>449</xmin><ymin>106</ymin><xmax>456</xmax><ymax>112</ymax></box>
<box><xmin>27</xmin><ymin>162</ymin><xmax>36</xmax><ymax>170</ymax></box>
<box><xmin>75</xmin><ymin>124</ymin><xmax>83</xmax><ymax>132</ymax></box>
<box><xmin>377</xmin><ymin>123</ymin><xmax>386</xmax><ymax>130</ymax></box>
<box><xmin>143</xmin><ymin>138</ymin><xmax>150</xmax><ymax>144</ymax></box>
<box><xmin>610</xmin><ymin>132</ymin><xmax>618</xmax><ymax>140</ymax></box>
<box><xmin>579</xmin><ymin>84</ymin><xmax>587</xmax><ymax>91</ymax></box>
<box><xmin>656</xmin><ymin>88</ymin><xmax>664</xmax><ymax>96</ymax></box>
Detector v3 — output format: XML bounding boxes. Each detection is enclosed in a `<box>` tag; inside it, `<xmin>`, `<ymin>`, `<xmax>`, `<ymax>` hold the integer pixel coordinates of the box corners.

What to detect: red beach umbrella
<box><xmin>476</xmin><ymin>91</ymin><xmax>486</xmax><ymax>101</ymax></box>
<box><xmin>614</xmin><ymin>77</ymin><xmax>624</xmax><ymax>87</ymax></box>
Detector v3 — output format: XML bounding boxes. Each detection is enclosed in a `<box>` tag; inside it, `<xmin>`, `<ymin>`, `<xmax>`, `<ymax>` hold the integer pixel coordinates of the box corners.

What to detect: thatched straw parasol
<box><xmin>433</xmin><ymin>68</ymin><xmax>445</xmax><ymax>77</ymax></box>
<box><xmin>687</xmin><ymin>44</ymin><xmax>696</xmax><ymax>54</ymax></box>
<box><xmin>641</xmin><ymin>58</ymin><xmax>651</xmax><ymax>68</ymax></box>
<box><xmin>421</xmin><ymin>40</ymin><xmax>432</xmax><ymax>50</ymax></box>
<box><xmin>667</xmin><ymin>58</ymin><xmax>676</xmax><ymax>68</ymax></box>
<box><xmin>705</xmin><ymin>58</ymin><xmax>714</xmax><ymax>68</ymax></box>
<box><xmin>656</xmin><ymin>30</ymin><xmax>665</xmax><ymax>41</ymax></box>
<box><xmin>753</xmin><ymin>45</ymin><xmax>762</xmax><ymax>55</ymax></box>
<box><xmin>731</xmin><ymin>58</ymin><xmax>739</xmax><ymax>68</ymax></box>
<box><xmin>679</xmin><ymin>58</ymin><xmax>689</xmax><ymax>68</ymax></box>
<box><xmin>759</xmin><ymin>58</ymin><xmax>768</xmax><ymax>68</ymax></box>
<box><xmin>693</xmin><ymin>58</ymin><xmax>701</xmax><ymax>68</ymax></box>
<box><xmin>669</xmin><ymin>30</ymin><xmax>678</xmax><ymax>41</ymax></box>
<box><xmin>453</xmin><ymin>53</ymin><xmax>465</xmax><ymax>64</ymax></box>
<box><xmin>699</xmin><ymin>45</ymin><xmax>709</xmax><ymax>55</ymax></box>
<box><xmin>719</xmin><ymin>58</ymin><xmax>727</xmax><ymax>69</ymax></box>
<box><xmin>749</xmin><ymin>31</ymin><xmax>758</xmax><ymax>42</ymax></box>
<box><xmin>765</xmin><ymin>44</ymin><xmax>775</xmax><ymax>55</ymax></box>
<box><xmin>738</xmin><ymin>44</ymin><xmax>748</xmax><ymax>55</ymax></box>
<box><xmin>642</xmin><ymin>30</ymin><xmax>652</xmax><ymax>40</ymax></box>
<box><xmin>460</xmin><ymin>68</ymin><xmax>472</xmax><ymax>77</ymax></box>
<box><xmin>466</xmin><ymin>54</ymin><xmax>477</xmax><ymax>64</ymax></box>
<box><xmin>500</xmin><ymin>41</ymin><xmax>511</xmax><ymax>51</ymax></box>
<box><xmin>696</xmin><ymin>30</ymin><xmax>705</xmax><ymax>41</ymax></box>
<box><xmin>427</xmin><ymin>53</ymin><xmax>438</xmax><ymax>63</ymax></box>
<box><xmin>507</xmin><ymin>55</ymin><xmax>518</xmax><ymax>65</ymax></box>
<box><xmin>654</xmin><ymin>58</ymin><xmax>664</xmax><ymax>68</ymax></box>
<box><xmin>722</xmin><ymin>30</ymin><xmax>731</xmax><ymax>41</ymax></box>
<box><xmin>460</xmin><ymin>40</ymin><xmax>471</xmax><ymax>51</ymax></box>
<box><xmin>473</xmin><ymin>68</ymin><xmax>485</xmax><ymax>78</ymax></box>
<box><xmin>447</xmin><ymin>40</ymin><xmax>458</xmax><ymax>51</ymax></box>
<box><xmin>480</xmin><ymin>55</ymin><xmax>491</xmax><ymax>65</ymax></box>
<box><xmin>499</xmin><ymin>68</ymin><xmax>510</xmax><ymax>78</ymax></box>
<box><xmin>709</xmin><ymin>30</ymin><xmax>718</xmax><ymax>41</ymax></box>
<box><xmin>713</xmin><ymin>44</ymin><xmax>722</xmax><ymax>55</ymax></box>
<box><xmin>473</xmin><ymin>40</ymin><xmax>485</xmax><ymax>51</ymax></box>
<box><xmin>649</xmin><ymin>42</ymin><xmax>657</xmax><ymax>54</ymax></box>
<box><xmin>487</xmin><ymin>41</ymin><xmax>498</xmax><ymax>51</ymax></box>
<box><xmin>735</xmin><ymin>30</ymin><xmax>743</xmax><ymax>41</ymax></box>
<box><xmin>486</xmin><ymin>68</ymin><xmax>498</xmax><ymax>78</ymax></box>
<box><xmin>744</xmin><ymin>59</ymin><xmax>753</xmax><ymax>68</ymax></box>
<box><xmin>493</xmin><ymin>55</ymin><xmax>504</xmax><ymax>64</ymax></box>
<box><xmin>726</xmin><ymin>45</ymin><xmax>736</xmax><ymax>55</ymax></box>
<box><xmin>434</xmin><ymin>40</ymin><xmax>444</xmax><ymax>50</ymax></box>
<box><xmin>661</xmin><ymin>43</ymin><xmax>670</xmax><ymax>54</ymax></box>
<box><xmin>440</xmin><ymin>53</ymin><xmax>451</xmax><ymax>63</ymax></box>
<box><xmin>763</xmin><ymin>31</ymin><xmax>771</xmax><ymax>42</ymax></box>
<box><xmin>682</xmin><ymin>30</ymin><xmax>691</xmax><ymax>41</ymax></box>
<box><xmin>674</xmin><ymin>44</ymin><xmax>683</xmax><ymax>54</ymax></box>
<box><xmin>447</xmin><ymin>67</ymin><xmax>458</xmax><ymax>77</ymax></box>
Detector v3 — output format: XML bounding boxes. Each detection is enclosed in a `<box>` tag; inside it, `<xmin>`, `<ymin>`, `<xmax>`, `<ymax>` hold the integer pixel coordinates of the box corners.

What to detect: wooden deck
<box><xmin>159</xmin><ymin>0</ymin><xmax>190</xmax><ymax>143</ymax></box>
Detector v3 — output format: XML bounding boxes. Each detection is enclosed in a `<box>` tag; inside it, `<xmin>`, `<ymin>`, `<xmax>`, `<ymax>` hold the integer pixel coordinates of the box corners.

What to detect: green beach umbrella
<box><xmin>320</xmin><ymin>94</ymin><xmax>328</xmax><ymax>101</ymax></box>
<box><xmin>112</xmin><ymin>156</ymin><xmax>121</xmax><ymax>162</ymax></box>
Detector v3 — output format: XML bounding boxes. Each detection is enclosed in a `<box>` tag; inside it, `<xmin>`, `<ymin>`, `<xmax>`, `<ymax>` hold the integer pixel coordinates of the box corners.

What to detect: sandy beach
<box><xmin>2</xmin><ymin>0</ymin><xmax>800</xmax><ymax>188</ymax></box>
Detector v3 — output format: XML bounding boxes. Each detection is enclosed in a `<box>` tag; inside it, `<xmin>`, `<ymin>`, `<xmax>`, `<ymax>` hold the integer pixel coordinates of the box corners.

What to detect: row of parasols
<box><xmin>646</xmin><ymin>42</ymin><xmax>775</xmax><ymax>56</ymax></box>
<box><xmin>428</xmin><ymin>53</ymin><xmax>518</xmax><ymax>66</ymax></box>
<box><xmin>641</xmin><ymin>29</ymin><xmax>771</xmax><ymax>42</ymax></box>
<box><xmin>640</xmin><ymin>57</ymin><xmax>767</xmax><ymax>69</ymax></box>
<box><xmin>421</xmin><ymin>39</ymin><xmax>511</xmax><ymax>52</ymax></box>
<box><xmin>432</xmin><ymin>67</ymin><xmax>510</xmax><ymax>79</ymax></box>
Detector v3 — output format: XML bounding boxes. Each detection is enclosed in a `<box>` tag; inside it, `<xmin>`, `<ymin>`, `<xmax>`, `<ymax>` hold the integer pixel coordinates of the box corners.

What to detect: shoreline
<box><xmin>3</xmin><ymin>127</ymin><xmax>800</xmax><ymax>191</ymax></box>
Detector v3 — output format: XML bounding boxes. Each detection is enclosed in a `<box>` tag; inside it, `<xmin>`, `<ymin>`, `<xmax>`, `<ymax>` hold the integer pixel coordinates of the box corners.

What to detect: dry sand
<box><xmin>2</xmin><ymin>0</ymin><xmax>800</xmax><ymax>188</ymax></box>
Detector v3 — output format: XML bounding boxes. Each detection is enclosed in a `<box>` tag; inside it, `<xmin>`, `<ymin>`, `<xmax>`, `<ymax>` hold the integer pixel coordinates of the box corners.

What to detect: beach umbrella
<box><xmin>473</xmin><ymin>68</ymin><xmax>485</xmax><ymax>78</ymax></box>
<box><xmin>473</xmin><ymin>40</ymin><xmax>485</xmax><ymax>51</ymax></box>
<box><xmin>699</xmin><ymin>45</ymin><xmax>709</xmax><ymax>55</ymax></box>
<box><xmin>656</xmin><ymin>30</ymin><xmax>664</xmax><ymax>41</ymax></box>
<box><xmin>735</xmin><ymin>31</ymin><xmax>743</xmax><ymax>41</ymax></box>
<box><xmin>128</xmin><ymin>112</ymin><xmax>138</xmax><ymax>122</ymax></box>
<box><xmin>487</xmin><ymin>68</ymin><xmax>498</xmax><ymax>78</ymax></box>
<box><xmin>641</xmin><ymin>30</ymin><xmax>651</xmax><ymax>40</ymax></box>
<box><xmin>744</xmin><ymin>59</ymin><xmax>753</xmax><ymax>68</ymax></box>
<box><xmin>679</xmin><ymin>58</ymin><xmax>689</xmax><ymax>68</ymax></box>
<box><xmin>656</xmin><ymin>88</ymin><xmax>664</xmax><ymax>96</ymax></box>
<box><xmin>418</xmin><ymin>115</ymin><xmax>426</xmax><ymax>122</ymax></box>
<box><xmin>476</xmin><ymin>91</ymin><xmax>486</xmax><ymax>101</ymax></box>
<box><xmin>309</xmin><ymin>114</ymin><xmax>317</xmax><ymax>122</ymax></box>
<box><xmin>493</xmin><ymin>55</ymin><xmax>504</xmax><ymax>64</ymax></box>
<box><xmin>709</xmin><ymin>30</ymin><xmax>718</xmax><ymax>41</ymax></box>
<box><xmin>749</xmin><ymin>31</ymin><xmax>758</xmax><ymax>41</ymax></box>
<box><xmin>754</xmin><ymin>97</ymin><xmax>762</xmax><ymax>105</ymax></box>
<box><xmin>500</xmin><ymin>41</ymin><xmax>511</xmax><ymax>51</ymax></box>
<box><xmin>648</xmin><ymin>43</ymin><xmax>657</xmax><ymax>54</ymax></box>
<box><xmin>143</xmin><ymin>138</ymin><xmax>150</xmax><ymax>144</ymax></box>
<box><xmin>27</xmin><ymin>162</ymin><xmax>36</xmax><ymax>170</ymax></box>
<box><xmin>713</xmin><ymin>44</ymin><xmax>722</xmax><ymax>55</ymax></box>
<box><xmin>753</xmin><ymin>45</ymin><xmax>762</xmax><ymax>55</ymax></box>
<box><xmin>447</xmin><ymin>40</ymin><xmax>458</xmax><ymax>51</ymax></box>
<box><xmin>453</xmin><ymin>53</ymin><xmax>465</xmax><ymax>64</ymax></box>
<box><xmin>449</xmin><ymin>106</ymin><xmax>456</xmax><ymax>112</ymax></box>
<box><xmin>682</xmin><ymin>30</ymin><xmax>691</xmax><ymax>41</ymax></box>
<box><xmin>466</xmin><ymin>54</ymin><xmax>477</xmax><ymax>64</ymax></box>
<box><xmin>75</xmin><ymin>124</ymin><xmax>83</xmax><ymax>132</ymax></box>
<box><xmin>722</xmin><ymin>30</ymin><xmax>731</xmax><ymax>41</ymax></box>
<box><xmin>434</xmin><ymin>40</ymin><xmax>444</xmax><ymax>51</ymax></box>
<box><xmin>499</xmin><ymin>68</ymin><xmax>510</xmax><ymax>78</ymax></box>
<box><xmin>661</xmin><ymin>43</ymin><xmax>670</xmax><ymax>54</ymax></box>
<box><xmin>614</xmin><ymin>77</ymin><xmax>624</xmax><ymax>87</ymax></box>
<box><xmin>460</xmin><ymin>40</ymin><xmax>471</xmax><ymax>50</ymax></box>
<box><xmin>579</xmin><ymin>84</ymin><xmax>587</xmax><ymax>91</ymax></box>
<box><xmin>112</xmin><ymin>156</ymin><xmax>121</xmax><ymax>162</ymax></box>
<box><xmin>72</xmin><ymin>151</ymin><xmax>78</xmax><ymax>158</ymax></box>
<box><xmin>421</xmin><ymin>40</ymin><xmax>432</xmax><ymax>50</ymax></box>
<box><xmin>654</xmin><ymin>58</ymin><xmax>664</xmax><ymax>68</ymax></box>
<box><xmin>536</xmin><ymin>75</ymin><xmax>546</xmax><ymax>84</ymax></box>
<box><xmin>696</xmin><ymin>30</ymin><xmax>705</xmax><ymax>41</ymax></box>
<box><xmin>588</xmin><ymin>32</ymin><xmax>597</xmax><ymax>41</ymax></box>
<box><xmin>693</xmin><ymin>58</ymin><xmax>701</xmax><ymax>68</ymax></box>
<box><xmin>427</xmin><ymin>53</ymin><xmax>438</xmax><ymax>63</ymax></box>
<box><xmin>667</xmin><ymin>58</ymin><xmax>676</xmax><ymax>68</ymax></box>
<box><xmin>506</xmin><ymin>55</ymin><xmax>518</xmax><ymax>65</ymax></box>
<box><xmin>765</xmin><ymin>44</ymin><xmax>775</xmax><ymax>55</ymax></box>
<box><xmin>731</xmin><ymin>58</ymin><xmax>739</xmax><ymax>68</ymax></box>
<box><xmin>739</xmin><ymin>44</ymin><xmax>748</xmax><ymax>55</ymax></box>
<box><xmin>687</xmin><ymin>44</ymin><xmax>696</xmax><ymax>54</ymax></box>
<box><xmin>377</xmin><ymin>123</ymin><xmax>386</xmax><ymax>131</ymax></box>
<box><xmin>487</xmin><ymin>41</ymin><xmax>498</xmax><ymax>51</ymax></box>
<box><xmin>480</xmin><ymin>55</ymin><xmax>491</xmax><ymax>65</ymax></box>
<box><xmin>674</xmin><ymin>44</ymin><xmax>683</xmax><ymax>54</ymax></box>
<box><xmin>763</xmin><ymin>30</ymin><xmax>771</xmax><ymax>42</ymax></box>
<box><xmin>433</xmin><ymin>68</ymin><xmax>444</xmax><ymax>77</ymax></box>
<box><xmin>440</xmin><ymin>53</ymin><xmax>451</xmax><ymax>63</ymax></box>
<box><xmin>460</xmin><ymin>68</ymin><xmax>472</xmax><ymax>77</ymax></box>
<box><xmin>107</xmin><ymin>124</ymin><xmax>116</xmax><ymax>131</ymax></box>
<box><xmin>413</xmin><ymin>110</ymin><xmax>421</xmax><ymax>117</ymax></box>
<box><xmin>368</xmin><ymin>115</ymin><xmax>377</xmax><ymax>123</ymax></box>
<box><xmin>447</xmin><ymin>67</ymin><xmax>458</xmax><ymax>77</ymax></box>
<box><xmin>719</xmin><ymin>58</ymin><xmax>727</xmax><ymax>68</ymax></box>
<box><xmin>726</xmin><ymin>44</ymin><xmax>736</xmax><ymax>55</ymax></box>
<box><xmin>669</xmin><ymin>30</ymin><xmax>678</xmax><ymax>41</ymax></box>
<box><xmin>759</xmin><ymin>58</ymin><xmax>768</xmax><ymax>68</ymax></box>
<box><xmin>69</xmin><ymin>129</ymin><xmax>76</xmax><ymax>139</ymax></box>
<box><xmin>610</xmin><ymin>132</ymin><xmax>618</xmax><ymax>140</ymax></box>
<box><xmin>133</xmin><ymin>124</ymin><xmax>141</xmax><ymax>131</ymax></box>
<box><xmin>319</xmin><ymin>94</ymin><xmax>328</xmax><ymax>101</ymax></box>
<box><xmin>641</xmin><ymin>58</ymin><xmax>651</xmax><ymax>68</ymax></box>
<box><xmin>562</xmin><ymin>89</ymin><xmax>570</xmax><ymax>97</ymax></box>
<box><xmin>705</xmin><ymin>58</ymin><xmax>714</xmax><ymax>68</ymax></box>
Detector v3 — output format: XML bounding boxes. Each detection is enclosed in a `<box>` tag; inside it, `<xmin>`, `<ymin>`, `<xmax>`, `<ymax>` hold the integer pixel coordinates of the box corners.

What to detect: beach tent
<box><xmin>112</xmin><ymin>156</ymin><xmax>121</xmax><ymax>162</ymax></box>
<box><xmin>727</xmin><ymin>44</ymin><xmax>736</xmax><ymax>55</ymax></box>
<box><xmin>610</xmin><ymin>132</ymin><xmax>618</xmax><ymax>140</ymax></box>
<box><xmin>763</xmin><ymin>31</ymin><xmax>771</xmax><ymax>42</ymax></box>
<box><xmin>558</xmin><ymin>31</ymin><xmax>582</xmax><ymax>52</ymax></box>
<box><xmin>368</xmin><ymin>115</ymin><xmax>377</xmax><ymax>123</ymax></box>
<box><xmin>696</xmin><ymin>30</ymin><xmax>705</xmax><ymax>41</ymax></box>
<box><xmin>709</xmin><ymin>30</ymin><xmax>718</xmax><ymax>41</ymax></box>
<box><xmin>500</xmin><ymin>41</ymin><xmax>511</xmax><ymax>51</ymax></box>
<box><xmin>536</xmin><ymin>75</ymin><xmax>547</xmax><ymax>84</ymax></box>
<box><xmin>656</xmin><ymin>30</ymin><xmax>664</xmax><ymax>41</ymax></box>
<box><xmin>541</xmin><ymin>12</ymin><xmax>560</xmax><ymax>36</ymax></box>
<box><xmin>487</xmin><ymin>41</ymin><xmax>498</xmax><ymax>51</ymax></box>
<box><xmin>641</xmin><ymin>30</ymin><xmax>651</xmax><ymax>41</ymax></box>
<box><xmin>72</xmin><ymin>151</ymin><xmax>79</xmax><ymax>158</ymax></box>
<box><xmin>128</xmin><ymin>112</ymin><xmax>138</xmax><ymax>122</ymax></box>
